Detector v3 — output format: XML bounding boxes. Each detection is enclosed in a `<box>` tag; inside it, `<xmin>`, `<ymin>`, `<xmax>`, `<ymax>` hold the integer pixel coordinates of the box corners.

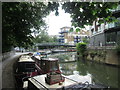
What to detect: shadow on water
<box><xmin>77</xmin><ymin>59</ymin><xmax>119</xmax><ymax>88</ymax></box>
<box><xmin>54</xmin><ymin>52</ymin><xmax>120</xmax><ymax>89</ymax></box>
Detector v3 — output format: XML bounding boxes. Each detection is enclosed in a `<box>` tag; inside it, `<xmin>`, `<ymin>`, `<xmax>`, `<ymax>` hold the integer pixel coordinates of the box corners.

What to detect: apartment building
<box><xmin>59</xmin><ymin>26</ymin><xmax>89</xmax><ymax>45</ymax></box>
<box><xmin>89</xmin><ymin>4</ymin><xmax>120</xmax><ymax>47</ymax></box>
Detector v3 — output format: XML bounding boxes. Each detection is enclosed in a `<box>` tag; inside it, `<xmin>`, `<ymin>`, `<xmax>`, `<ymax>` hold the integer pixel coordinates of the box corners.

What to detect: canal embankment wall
<box><xmin>86</xmin><ymin>48</ymin><xmax>120</xmax><ymax>66</ymax></box>
<box><xmin>1</xmin><ymin>51</ymin><xmax>15</xmax><ymax>62</ymax></box>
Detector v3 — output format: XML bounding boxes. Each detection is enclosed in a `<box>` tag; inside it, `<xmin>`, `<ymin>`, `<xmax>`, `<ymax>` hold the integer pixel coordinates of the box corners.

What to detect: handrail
<box><xmin>80</xmin><ymin>81</ymin><xmax>90</xmax><ymax>90</ymax></box>
<box><xmin>62</xmin><ymin>76</ymin><xmax>90</xmax><ymax>90</ymax></box>
<box><xmin>62</xmin><ymin>75</ymin><xmax>80</xmax><ymax>84</ymax></box>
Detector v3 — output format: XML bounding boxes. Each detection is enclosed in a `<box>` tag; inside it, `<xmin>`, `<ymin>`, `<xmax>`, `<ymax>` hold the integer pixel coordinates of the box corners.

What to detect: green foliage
<box><xmin>82</xmin><ymin>37</ymin><xmax>89</xmax><ymax>44</ymax></box>
<box><xmin>2</xmin><ymin>2</ymin><xmax>59</xmax><ymax>53</ymax></box>
<box><xmin>34</xmin><ymin>30</ymin><xmax>58</xmax><ymax>43</ymax></box>
<box><xmin>90</xmin><ymin>51</ymin><xmax>97</xmax><ymax>57</ymax></box>
<box><xmin>62</xmin><ymin>2</ymin><xmax>119</xmax><ymax>28</ymax></box>
<box><xmin>75</xmin><ymin>28</ymin><xmax>80</xmax><ymax>32</ymax></box>
<box><xmin>76</xmin><ymin>42</ymin><xmax>87</xmax><ymax>55</ymax></box>
<box><xmin>69</xmin><ymin>28</ymin><xmax>74</xmax><ymax>32</ymax></box>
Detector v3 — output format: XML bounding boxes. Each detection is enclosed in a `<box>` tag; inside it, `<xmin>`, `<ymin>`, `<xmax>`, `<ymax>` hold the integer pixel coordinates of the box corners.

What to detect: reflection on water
<box><xmin>57</xmin><ymin>53</ymin><xmax>119</xmax><ymax>88</ymax></box>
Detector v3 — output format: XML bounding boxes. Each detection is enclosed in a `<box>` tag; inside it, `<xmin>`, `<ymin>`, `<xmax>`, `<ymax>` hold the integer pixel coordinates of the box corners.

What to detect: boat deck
<box><xmin>28</xmin><ymin>74</ymin><xmax>78</xmax><ymax>89</ymax></box>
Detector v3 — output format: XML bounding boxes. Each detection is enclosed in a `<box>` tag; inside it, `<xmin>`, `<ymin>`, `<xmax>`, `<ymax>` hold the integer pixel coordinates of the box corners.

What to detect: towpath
<box><xmin>0</xmin><ymin>52</ymin><xmax>27</xmax><ymax>90</ymax></box>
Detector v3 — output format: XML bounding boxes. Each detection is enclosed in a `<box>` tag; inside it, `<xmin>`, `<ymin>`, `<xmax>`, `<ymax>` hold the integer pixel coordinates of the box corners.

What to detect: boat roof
<box><xmin>34</xmin><ymin>55</ymin><xmax>41</xmax><ymax>60</ymax></box>
<box><xmin>37</xmin><ymin>50</ymin><xmax>46</xmax><ymax>53</ymax></box>
<box><xmin>28</xmin><ymin>74</ymin><xmax>77</xmax><ymax>89</ymax></box>
<box><xmin>18</xmin><ymin>54</ymin><xmax>35</xmax><ymax>62</ymax></box>
<box><xmin>41</xmin><ymin>58</ymin><xmax>58</xmax><ymax>61</ymax></box>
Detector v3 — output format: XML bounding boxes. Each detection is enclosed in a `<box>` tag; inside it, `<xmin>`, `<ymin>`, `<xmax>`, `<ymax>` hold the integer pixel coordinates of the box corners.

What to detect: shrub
<box><xmin>76</xmin><ymin>42</ymin><xmax>87</xmax><ymax>55</ymax></box>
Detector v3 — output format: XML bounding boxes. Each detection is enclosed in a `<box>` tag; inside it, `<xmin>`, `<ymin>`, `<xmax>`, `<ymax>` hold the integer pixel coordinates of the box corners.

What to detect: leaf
<box><xmin>62</xmin><ymin>2</ymin><xmax>118</xmax><ymax>27</ymax></box>
<box><xmin>75</xmin><ymin>28</ymin><xmax>80</xmax><ymax>32</ymax></box>
<box><xmin>69</xmin><ymin>28</ymin><xmax>74</xmax><ymax>32</ymax></box>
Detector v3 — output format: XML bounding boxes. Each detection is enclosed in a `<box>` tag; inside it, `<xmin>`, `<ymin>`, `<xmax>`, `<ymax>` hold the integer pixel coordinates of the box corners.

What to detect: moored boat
<box><xmin>14</xmin><ymin>54</ymin><xmax>37</xmax><ymax>87</ymax></box>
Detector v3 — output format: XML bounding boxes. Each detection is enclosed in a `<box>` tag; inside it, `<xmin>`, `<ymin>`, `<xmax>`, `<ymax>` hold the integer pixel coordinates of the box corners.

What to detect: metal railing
<box><xmin>87</xmin><ymin>46</ymin><xmax>116</xmax><ymax>50</ymax></box>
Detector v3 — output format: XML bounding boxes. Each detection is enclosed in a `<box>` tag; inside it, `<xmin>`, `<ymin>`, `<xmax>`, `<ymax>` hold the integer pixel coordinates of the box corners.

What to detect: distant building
<box><xmin>59</xmin><ymin>26</ymin><xmax>90</xmax><ymax>45</ymax></box>
<box><xmin>89</xmin><ymin>4</ymin><xmax>120</xmax><ymax>47</ymax></box>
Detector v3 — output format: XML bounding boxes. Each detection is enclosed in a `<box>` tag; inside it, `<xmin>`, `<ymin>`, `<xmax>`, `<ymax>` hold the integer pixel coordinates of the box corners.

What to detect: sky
<box><xmin>45</xmin><ymin>6</ymin><xmax>72</xmax><ymax>35</ymax></box>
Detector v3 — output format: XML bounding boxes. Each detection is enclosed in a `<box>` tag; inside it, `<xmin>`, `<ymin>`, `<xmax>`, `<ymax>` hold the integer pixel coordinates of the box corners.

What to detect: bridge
<box><xmin>35</xmin><ymin>43</ymin><xmax>76</xmax><ymax>49</ymax></box>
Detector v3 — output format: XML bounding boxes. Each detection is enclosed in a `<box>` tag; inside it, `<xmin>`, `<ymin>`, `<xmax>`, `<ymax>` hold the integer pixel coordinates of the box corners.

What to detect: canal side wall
<box><xmin>1</xmin><ymin>51</ymin><xmax>15</xmax><ymax>62</ymax></box>
<box><xmin>86</xmin><ymin>49</ymin><xmax>120</xmax><ymax>66</ymax></box>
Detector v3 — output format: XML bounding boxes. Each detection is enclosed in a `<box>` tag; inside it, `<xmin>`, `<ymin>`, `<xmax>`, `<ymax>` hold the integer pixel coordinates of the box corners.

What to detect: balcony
<box><xmin>59</xmin><ymin>31</ymin><xmax>68</xmax><ymax>34</ymax></box>
<box><xmin>74</xmin><ymin>36</ymin><xmax>81</xmax><ymax>39</ymax></box>
<box><xmin>105</xmin><ymin>20</ymin><xmax>120</xmax><ymax>30</ymax></box>
<box><xmin>59</xmin><ymin>35</ymin><xmax>64</xmax><ymax>37</ymax></box>
<box><xmin>59</xmin><ymin>38</ymin><xmax>64</xmax><ymax>40</ymax></box>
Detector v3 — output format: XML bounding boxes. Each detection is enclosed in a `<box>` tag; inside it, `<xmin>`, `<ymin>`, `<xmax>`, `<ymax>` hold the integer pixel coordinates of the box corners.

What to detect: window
<box><xmin>106</xmin><ymin>32</ymin><xmax>116</xmax><ymax>45</ymax></box>
<box><xmin>50</xmin><ymin>62</ymin><xmax>58</xmax><ymax>71</ymax></box>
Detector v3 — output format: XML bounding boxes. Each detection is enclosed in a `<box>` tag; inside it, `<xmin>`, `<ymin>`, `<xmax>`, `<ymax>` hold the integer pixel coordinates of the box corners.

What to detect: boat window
<box><xmin>18</xmin><ymin>62</ymin><xmax>35</xmax><ymax>72</ymax></box>
<box><xmin>50</xmin><ymin>61</ymin><xmax>58</xmax><ymax>71</ymax></box>
<box><xmin>25</xmin><ymin>63</ymin><xmax>35</xmax><ymax>69</ymax></box>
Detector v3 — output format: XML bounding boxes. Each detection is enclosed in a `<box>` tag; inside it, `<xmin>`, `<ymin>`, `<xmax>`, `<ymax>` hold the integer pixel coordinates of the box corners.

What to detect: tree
<box><xmin>62</xmin><ymin>2</ymin><xmax>119</xmax><ymax>28</ymax></box>
<box><xmin>34</xmin><ymin>30</ymin><xmax>50</xmax><ymax>43</ymax></box>
<box><xmin>2</xmin><ymin>2</ymin><xmax>59</xmax><ymax>52</ymax></box>
<box><xmin>34</xmin><ymin>30</ymin><xmax>58</xmax><ymax>44</ymax></box>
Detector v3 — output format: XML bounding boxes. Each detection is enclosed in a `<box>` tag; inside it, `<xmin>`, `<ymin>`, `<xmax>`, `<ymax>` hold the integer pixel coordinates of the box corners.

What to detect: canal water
<box><xmin>49</xmin><ymin>52</ymin><xmax>119</xmax><ymax>89</ymax></box>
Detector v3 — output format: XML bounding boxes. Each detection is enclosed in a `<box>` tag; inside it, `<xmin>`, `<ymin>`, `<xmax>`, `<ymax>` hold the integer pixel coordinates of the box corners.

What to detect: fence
<box><xmin>87</xmin><ymin>46</ymin><xmax>116</xmax><ymax>50</ymax></box>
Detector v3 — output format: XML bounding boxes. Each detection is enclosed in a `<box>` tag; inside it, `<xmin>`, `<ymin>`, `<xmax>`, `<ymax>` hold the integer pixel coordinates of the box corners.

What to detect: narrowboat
<box><xmin>15</xmin><ymin>54</ymin><xmax>37</xmax><ymax>87</ymax></box>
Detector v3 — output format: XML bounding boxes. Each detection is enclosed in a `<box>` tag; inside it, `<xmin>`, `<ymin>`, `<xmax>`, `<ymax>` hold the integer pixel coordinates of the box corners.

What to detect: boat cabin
<box><xmin>35</xmin><ymin>58</ymin><xmax>61</xmax><ymax>74</ymax></box>
<box><xmin>17</xmin><ymin>54</ymin><xmax>35</xmax><ymax>73</ymax></box>
<box><xmin>15</xmin><ymin>54</ymin><xmax>36</xmax><ymax>87</ymax></box>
